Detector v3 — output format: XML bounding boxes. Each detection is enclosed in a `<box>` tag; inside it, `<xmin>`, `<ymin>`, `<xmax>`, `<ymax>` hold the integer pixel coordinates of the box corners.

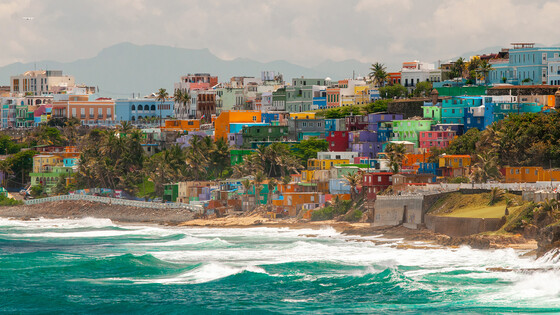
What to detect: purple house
<box><xmin>176</xmin><ymin>131</ymin><xmax>211</xmax><ymax>148</ymax></box>
<box><xmin>367</xmin><ymin>113</ymin><xmax>404</xmax><ymax>131</ymax></box>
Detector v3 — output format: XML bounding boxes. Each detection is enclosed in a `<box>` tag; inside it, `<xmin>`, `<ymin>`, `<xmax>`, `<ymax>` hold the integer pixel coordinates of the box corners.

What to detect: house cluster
<box><xmin>7</xmin><ymin>42</ymin><xmax>560</xmax><ymax>213</ymax></box>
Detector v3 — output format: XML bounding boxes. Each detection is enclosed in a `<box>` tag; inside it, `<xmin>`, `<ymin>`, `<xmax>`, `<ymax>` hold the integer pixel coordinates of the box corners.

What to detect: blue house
<box><xmin>489</xmin><ymin>43</ymin><xmax>560</xmax><ymax>85</ymax></box>
<box><xmin>441</xmin><ymin>96</ymin><xmax>484</xmax><ymax>125</ymax></box>
<box><xmin>115</xmin><ymin>99</ymin><xmax>174</xmax><ymax>123</ymax></box>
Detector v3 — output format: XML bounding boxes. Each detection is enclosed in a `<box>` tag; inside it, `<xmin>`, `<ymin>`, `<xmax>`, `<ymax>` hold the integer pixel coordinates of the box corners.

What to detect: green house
<box><xmin>163</xmin><ymin>183</ymin><xmax>178</xmax><ymax>202</ymax></box>
<box><xmin>391</xmin><ymin>119</ymin><xmax>435</xmax><ymax>147</ymax></box>
<box><xmin>422</xmin><ymin>105</ymin><xmax>441</xmax><ymax>123</ymax></box>
<box><xmin>242</xmin><ymin>125</ymin><xmax>288</xmax><ymax>148</ymax></box>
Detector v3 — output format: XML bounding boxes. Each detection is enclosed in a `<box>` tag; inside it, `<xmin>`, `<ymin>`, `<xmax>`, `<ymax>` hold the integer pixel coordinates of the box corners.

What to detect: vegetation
<box><xmin>412</xmin><ymin>81</ymin><xmax>432</xmax><ymax>97</ymax></box>
<box><xmin>384</xmin><ymin>142</ymin><xmax>406</xmax><ymax>173</ymax></box>
<box><xmin>365</xmin><ymin>99</ymin><xmax>391</xmax><ymax>114</ymax></box>
<box><xmin>428</xmin><ymin>191</ymin><xmax>523</xmax><ymax>219</ymax></box>
<box><xmin>379</xmin><ymin>84</ymin><xmax>407</xmax><ymax>99</ymax></box>
<box><xmin>292</xmin><ymin>138</ymin><xmax>329</xmax><ymax>165</ymax></box>
<box><xmin>321</xmin><ymin>106</ymin><xmax>362</xmax><ymax>119</ymax></box>
<box><xmin>369</xmin><ymin>62</ymin><xmax>388</xmax><ymax>87</ymax></box>
<box><xmin>0</xmin><ymin>194</ymin><xmax>23</xmax><ymax>206</ymax></box>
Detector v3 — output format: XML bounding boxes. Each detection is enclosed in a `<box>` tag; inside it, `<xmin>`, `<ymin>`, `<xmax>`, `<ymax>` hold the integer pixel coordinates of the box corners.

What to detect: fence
<box><xmin>24</xmin><ymin>194</ymin><xmax>202</xmax><ymax>211</ymax></box>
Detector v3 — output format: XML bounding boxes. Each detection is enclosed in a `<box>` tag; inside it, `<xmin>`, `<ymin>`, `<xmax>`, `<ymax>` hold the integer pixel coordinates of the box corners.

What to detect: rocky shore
<box><xmin>0</xmin><ymin>200</ymin><xmax>539</xmax><ymax>253</ymax></box>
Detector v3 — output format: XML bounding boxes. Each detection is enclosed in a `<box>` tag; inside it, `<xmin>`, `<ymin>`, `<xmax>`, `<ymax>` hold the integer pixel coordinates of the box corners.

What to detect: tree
<box><xmin>7</xmin><ymin>150</ymin><xmax>37</xmax><ymax>188</ymax></box>
<box><xmin>522</xmin><ymin>78</ymin><xmax>533</xmax><ymax>85</ymax></box>
<box><xmin>385</xmin><ymin>143</ymin><xmax>406</xmax><ymax>173</ymax></box>
<box><xmin>292</xmin><ymin>138</ymin><xmax>329</xmax><ymax>165</ymax></box>
<box><xmin>471</xmin><ymin>153</ymin><xmax>502</xmax><ymax>183</ymax></box>
<box><xmin>253</xmin><ymin>171</ymin><xmax>265</xmax><ymax>206</ymax></box>
<box><xmin>477</xmin><ymin>60</ymin><xmax>494</xmax><ymax>85</ymax></box>
<box><xmin>446</xmin><ymin>128</ymin><xmax>480</xmax><ymax>155</ymax></box>
<box><xmin>365</xmin><ymin>99</ymin><xmax>390</xmax><ymax>113</ymax></box>
<box><xmin>413</xmin><ymin>81</ymin><xmax>433</xmax><ymax>97</ymax></box>
<box><xmin>156</xmin><ymin>88</ymin><xmax>169</xmax><ymax>128</ymax></box>
<box><xmin>63</xmin><ymin>117</ymin><xmax>81</xmax><ymax>146</ymax></box>
<box><xmin>451</xmin><ymin>57</ymin><xmax>466</xmax><ymax>79</ymax></box>
<box><xmin>343</xmin><ymin>171</ymin><xmax>363</xmax><ymax>200</ymax></box>
<box><xmin>0</xmin><ymin>159</ymin><xmax>12</xmax><ymax>187</ymax></box>
<box><xmin>267</xmin><ymin>178</ymin><xmax>277</xmax><ymax>206</ymax></box>
<box><xmin>379</xmin><ymin>84</ymin><xmax>407</xmax><ymax>99</ymax></box>
<box><xmin>369</xmin><ymin>62</ymin><xmax>388</xmax><ymax>87</ymax></box>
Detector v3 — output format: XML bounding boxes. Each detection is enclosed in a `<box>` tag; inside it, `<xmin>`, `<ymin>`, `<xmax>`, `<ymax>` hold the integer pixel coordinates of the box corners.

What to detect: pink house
<box><xmin>419</xmin><ymin>131</ymin><xmax>456</xmax><ymax>150</ymax></box>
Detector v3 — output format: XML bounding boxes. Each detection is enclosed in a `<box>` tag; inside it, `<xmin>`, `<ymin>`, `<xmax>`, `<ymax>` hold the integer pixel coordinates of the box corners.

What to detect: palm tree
<box><xmin>181</xmin><ymin>90</ymin><xmax>191</xmax><ymax>119</ymax></box>
<box><xmin>488</xmin><ymin>187</ymin><xmax>504</xmax><ymax>206</ymax></box>
<box><xmin>63</xmin><ymin>117</ymin><xmax>80</xmax><ymax>146</ymax></box>
<box><xmin>267</xmin><ymin>178</ymin><xmax>277</xmax><ymax>206</ymax></box>
<box><xmin>343</xmin><ymin>171</ymin><xmax>363</xmax><ymax>200</ymax></box>
<box><xmin>369</xmin><ymin>62</ymin><xmax>388</xmax><ymax>87</ymax></box>
<box><xmin>0</xmin><ymin>159</ymin><xmax>12</xmax><ymax>188</ymax></box>
<box><xmin>471</xmin><ymin>153</ymin><xmax>502</xmax><ymax>183</ymax></box>
<box><xmin>156</xmin><ymin>88</ymin><xmax>168</xmax><ymax>128</ymax></box>
<box><xmin>453</xmin><ymin>57</ymin><xmax>466</xmax><ymax>79</ymax></box>
<box><xmin>241</xmin><ymin>178</ymin><xmax>252</xmax><ymax>209</ymax></box>
<box><xmin>253</xmin><ymin>171</ymin><xmax>265</xmax><ymax>207</ymax></box>
<box><xmin>385</xmin><ymin>143</ymin><xmax>406</xmax><ymax>174</ymax></box>
<box><xmin>173</xmin><ymin>89</ymin><xmax>183</xmax><ymax>119</ymax></box>
<box><xmin>477</xmin><ymin>60</ymin><xmax>494</xmax><ymax>85</ymax></box>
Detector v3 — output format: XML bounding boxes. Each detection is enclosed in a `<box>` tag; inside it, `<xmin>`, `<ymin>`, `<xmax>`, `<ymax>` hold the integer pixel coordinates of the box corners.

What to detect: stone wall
<box><xmin>373</xmin><ymin>196</ymin><xmax>424</xmax><ymax>228</ymax></box>
<box><xmin>425</xmin><ymin>215</ymin><xmax>504</xmax><ymax>237</ymax></box>
<box><xmin>387</xmin><ymin>99</ymin><xmax>427</xmax><ymax>119</ymax></box>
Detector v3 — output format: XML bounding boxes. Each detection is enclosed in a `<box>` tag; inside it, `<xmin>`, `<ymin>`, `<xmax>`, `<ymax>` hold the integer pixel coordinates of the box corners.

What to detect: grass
<box><xmin>135</xmin><ymin>177</ymin><xmax>155</xmax><ymax>198</ymax></box>
<box><xmin>428</xmin><ymin>192</ymin><xmax>524</xmax><ymax>219</ymax></box>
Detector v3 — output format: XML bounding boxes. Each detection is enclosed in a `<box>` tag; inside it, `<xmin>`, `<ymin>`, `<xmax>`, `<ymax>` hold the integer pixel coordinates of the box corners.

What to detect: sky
<box><xmin>2</xmin><ymin>0</ymin><xmax>560</xmax><ymax>71</ymax></box>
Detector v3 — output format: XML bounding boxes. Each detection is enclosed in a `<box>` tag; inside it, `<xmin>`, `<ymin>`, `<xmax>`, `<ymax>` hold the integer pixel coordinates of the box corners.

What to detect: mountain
<box><xmin>0</xmin><ymin>43</ymin><xmax>369</xmax><ymax>98</ymax></box>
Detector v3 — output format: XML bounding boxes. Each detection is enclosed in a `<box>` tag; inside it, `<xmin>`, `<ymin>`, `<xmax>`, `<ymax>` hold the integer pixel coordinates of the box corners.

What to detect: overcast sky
<box><xmin>2</xmin><ymin>0</ymin><xmax>560</xmax><ymax>71</ymax></box>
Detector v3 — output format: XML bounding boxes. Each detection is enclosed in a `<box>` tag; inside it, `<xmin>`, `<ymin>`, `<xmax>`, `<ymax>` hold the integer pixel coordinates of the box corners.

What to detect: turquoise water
<box><xmin>1</xmin><ymin>217</ymin><xmax>559</xmax><ymax>314</ymax></box>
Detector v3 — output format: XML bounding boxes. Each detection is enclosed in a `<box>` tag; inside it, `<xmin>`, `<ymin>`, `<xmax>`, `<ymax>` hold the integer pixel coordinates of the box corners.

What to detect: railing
<box><xmin>24</xmin><ymin>194</ymin><xmax>203</xmax><ymax>211</ymax></box>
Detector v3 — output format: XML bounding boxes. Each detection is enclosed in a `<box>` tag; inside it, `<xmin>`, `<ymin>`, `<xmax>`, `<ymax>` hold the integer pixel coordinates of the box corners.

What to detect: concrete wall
<box><xmin>373</xmin><ymin>196</ymin><xmax>424</xmax><ymax>228</ymax></box>
<box><xmin>425</xmin><ymin>215</ymin><xmax>503</xmax><ymax>237</ymax></box>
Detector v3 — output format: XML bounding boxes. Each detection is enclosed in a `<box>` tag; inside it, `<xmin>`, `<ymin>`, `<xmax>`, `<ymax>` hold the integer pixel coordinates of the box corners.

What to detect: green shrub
<box><xmin>311</xmin><ymin>206</ymin><xmax>334</xmax><ymax>221</ymax></box>
<box><xmin>343</xmin><ymin>209</ymin><xmax>363</xmax><ymax>222</ymax></box>
<box><xmin>0</xmin><ymin>194</ymin><xmax>23</xmax><ymax>206</ymax></box>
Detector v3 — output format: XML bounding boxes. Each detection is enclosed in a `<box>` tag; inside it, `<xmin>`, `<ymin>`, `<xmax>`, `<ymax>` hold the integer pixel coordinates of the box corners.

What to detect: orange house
<box><xmin>504</xmin><ymin>166</ymin><xmax>560</xmax><ymax>183</ymax></box>
<box><xmin>275</xmin><ymin>192</ymin><xmax>322</xmax><ymax>216</ymax></box>
<box><xmin>402</xmin><ymin>153</ymin><xmax>428</xmax><ymax>170</ymax></box>
<box><xmin>163</xmin><ymin>119</ymin><xmax>201</xmax><ymax>132</ymax></box>
<box><xmin>214</xmin><ymin>110</ymin><xmax>262</xmax><ymax>140</ymax></box>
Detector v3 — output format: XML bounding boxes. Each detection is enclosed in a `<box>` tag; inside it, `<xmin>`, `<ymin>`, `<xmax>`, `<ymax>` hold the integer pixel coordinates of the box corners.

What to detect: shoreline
<box><xmin>0</xmin><ymin>200</ymin><xmax>538</xmax><ymax>253</ymax></box>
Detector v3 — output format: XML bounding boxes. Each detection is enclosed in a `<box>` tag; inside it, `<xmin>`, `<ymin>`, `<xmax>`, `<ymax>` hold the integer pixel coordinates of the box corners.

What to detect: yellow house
<box><xmin>290</xmin><ymin>112</ymin><xmax>316</xmax><ymax>120</ymax></box>
<box><xmin>32</xmin><ymin>155</ymin><xmax>63</xmax><ymax>173</ymax></box>
<box><xmin>307</xmin><ymin>159</ymin><xmax>350</xmax><ymax>171</ymax></box>
<box><xmin>353</xmin><ymin>85</ymin><xmax>369</xmax><ymax>105</ymax></box>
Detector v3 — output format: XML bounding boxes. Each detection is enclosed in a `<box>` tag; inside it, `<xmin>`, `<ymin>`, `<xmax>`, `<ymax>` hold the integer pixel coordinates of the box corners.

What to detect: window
<box><xmin>516</xmin><ymin>169</ymin><xmax>520</xmax><ymax>174</ymax></box>
<box><xmin>525</xmin><ymin>169</ymin><xmax>529</xmax><ymax>174</ymax></box>
<box><xmin>89</xmin><ymin>108</ymin><xmax>94</xmax><ymax>118</ymax></box>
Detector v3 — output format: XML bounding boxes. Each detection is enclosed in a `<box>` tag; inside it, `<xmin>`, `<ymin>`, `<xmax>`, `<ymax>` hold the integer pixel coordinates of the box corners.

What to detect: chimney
<box><xmin>430</xmin><ymin>88</ymin><xmax>439</xmax><ymax>106</ymax></box>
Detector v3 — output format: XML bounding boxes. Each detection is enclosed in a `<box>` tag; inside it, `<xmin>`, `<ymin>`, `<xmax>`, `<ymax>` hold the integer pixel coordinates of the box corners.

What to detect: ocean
<box><xmin>0</xmin><ymin>217</ymin><xmax>559</xmax><ymax>314</ymax></box>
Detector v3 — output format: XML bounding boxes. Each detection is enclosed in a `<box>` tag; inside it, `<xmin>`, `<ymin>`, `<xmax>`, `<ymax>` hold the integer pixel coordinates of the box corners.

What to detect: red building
<box><xmin>388</xmin><ymin>72</ymin><xmax>401</xmax><ymax>85</ymax></box>
<box><xmin>419</xmin><ymin>130</ymin><xmax>456</xmax><ymax>150</ymax></box>
<box><xmin>326</xmin><ymin>131</ymin><xmax>349</xmax><ymax>152</ymax></box>
<box><xmin>362</xmin><ymin>172</ymin><xmax>393</xmax><ymax>194</ymax></box>
<box><xmin>326</xmin><ymin>87</ymin><xmax>340</xmax><ymax>108</ymax></box>
<box><xmin>345</xmin><ymin>115</ymin><xmax>368</xmax><ymax>131</ymax></box>
<box><xmin>196</xmin><ymin>91</ymin><xmax>217</xmax><ymax>121</ymax></box>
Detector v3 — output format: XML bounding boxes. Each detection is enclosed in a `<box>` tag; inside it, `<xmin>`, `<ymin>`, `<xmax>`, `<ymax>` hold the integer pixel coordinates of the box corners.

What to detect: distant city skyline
<box><xmin>2</xmin><ymin>0</ymin><xmax>560</xmax><ymax>71</ymax></box>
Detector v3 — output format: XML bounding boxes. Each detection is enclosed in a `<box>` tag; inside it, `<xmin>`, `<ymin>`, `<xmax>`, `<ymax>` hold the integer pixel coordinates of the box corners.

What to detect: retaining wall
<box><xmin>425</xmin><ymin>215</ymin><xmax>504</xmax><ymax>237</ymax></box>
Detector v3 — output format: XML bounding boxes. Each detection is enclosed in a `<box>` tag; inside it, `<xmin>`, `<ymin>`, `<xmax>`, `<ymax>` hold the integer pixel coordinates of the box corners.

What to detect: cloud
<box><xmin>1</xmin><ymin>0</ymin><xmax>560</xmax><ymax>72</ymax></box>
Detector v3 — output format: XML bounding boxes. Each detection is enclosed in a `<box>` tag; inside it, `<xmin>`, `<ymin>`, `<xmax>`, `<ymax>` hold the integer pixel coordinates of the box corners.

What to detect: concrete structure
<box><xmin>400</xmin><ymin>61</ymin><xmax>442</xmax><ymax>92</ymax></box>
<box><xmin>10</xmin><ymin>70</ymin><xmax>76</xmax><ymax>96</ymax></box>
<box><xmin>286</xmin><ymin>78</ymin><xmax>329</xmax><ymax>112</ymax></box>
<box><xmin>53</xmin><ymin>95</ymin><xmax>117</xmax><ymax>126</ymax></box>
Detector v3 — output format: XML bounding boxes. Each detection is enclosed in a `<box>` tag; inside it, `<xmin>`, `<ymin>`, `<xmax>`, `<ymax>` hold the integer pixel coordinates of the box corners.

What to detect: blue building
<box><xmin>492</xmin><ymin>102</ymin><xmax>543</xmax><ymax>122</ymax></box>
<box><xmin>441</xmin><ymin>96</ymin><xmax>484</xmax><ymax>125</ymax></box>
<box><xmin>115</xmin><ymin>99</ymin><xmax>175</xmax><ymax>123</ymax></box>
<box><xmin>489</xmin><ymin>43</ymin><xmax>560</xmax><ymax>85</ymax></box>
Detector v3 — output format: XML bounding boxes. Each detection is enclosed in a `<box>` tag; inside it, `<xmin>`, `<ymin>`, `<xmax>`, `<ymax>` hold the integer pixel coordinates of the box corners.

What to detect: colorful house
<box><xmin>214</xmin><ymin>110</ymin><xmax>262</xmax><ymax>140</ymax></box>
<box><xmin>419</xmin><ymin>130</ymin><xmax>456</xmax><ymax>150</ymax></box>
<box><xmin>391</xmin><ymin>119</ymin><xmax>435</xmax><ymax>147</ymax></box>
<box><xmin>438</xmin><ymin>155</ymin><xmax>471</xmax><ymax>178</ymax></box>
